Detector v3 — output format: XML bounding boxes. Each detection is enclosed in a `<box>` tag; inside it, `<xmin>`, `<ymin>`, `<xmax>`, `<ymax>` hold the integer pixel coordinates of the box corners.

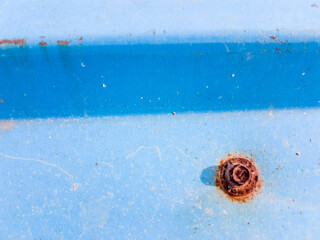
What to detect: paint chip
<box><xmin>71</xmin><ymin>183</ymin><xmax>81</xmax><ymax>191</ymax></box>
<box><xmin>205</xmin><ymin>208</ymin><xmax>213</xmax><ymax>216</ymax></box>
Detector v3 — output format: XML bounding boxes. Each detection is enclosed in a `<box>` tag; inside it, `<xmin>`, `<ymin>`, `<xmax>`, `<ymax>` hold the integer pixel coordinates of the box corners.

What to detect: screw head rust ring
<box><xmin>216</xmin><ymin>156</ymin><xmax>260</xmax><ymax>200</ymax></box>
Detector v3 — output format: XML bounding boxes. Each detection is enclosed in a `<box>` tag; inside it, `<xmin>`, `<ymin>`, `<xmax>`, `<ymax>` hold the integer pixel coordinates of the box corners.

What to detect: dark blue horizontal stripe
<box><xmin>0</xmin><ymin>42</ymin><xmax>319</xmax><ymax>119</ymax></box>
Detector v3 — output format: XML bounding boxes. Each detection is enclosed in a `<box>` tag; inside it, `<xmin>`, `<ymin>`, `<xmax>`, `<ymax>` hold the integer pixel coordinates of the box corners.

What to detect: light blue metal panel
<box><xmin>0</xmin><ymin>110</ymin><xmax>319</xmax><ymax>239</ymax></box>
<box><xmin>1</xmin><ymin>0</ymin><xmax>320</xmax><ymax>44</ymax></box>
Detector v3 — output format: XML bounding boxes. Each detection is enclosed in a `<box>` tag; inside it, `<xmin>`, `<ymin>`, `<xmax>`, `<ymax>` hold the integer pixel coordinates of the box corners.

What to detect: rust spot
<box><xmin>216</xmin><ymin>154</ymin><xmax>261</xmax><ymax>202</ymax></box>
<box><xmin>78</xmin><ymin>36</ymin><xmax>83</xmax><ymax>41</ymax></box>
<box><xmin>270</xmin><ymin>35</ymin><xmax>277</xmax><ymax>41</ymax></box>
<box><xmin>0</xmin><ymin>39</ymin><xmax>26</xmax><ymax>46</ymax></box>
<box><xmin>0</xmin><ymin>121</ymin><xmax>14</xmax><ymax>131</ymax></box>
<box><xmin>95</xmin><ymin>163</ymin><xmax>98</xmax><ymax>166</ymax></box>
<box><xmin>39</xmin><ymin>41</ymin><xmax>47</xmax><ymax>46</ymax></box>
<box><xmin>57</xmin><ymin>40</ymin><xmax>69</xmax><ymax>45</ymax></box>
<box><xmin>311</xmin><ymin>3</ymin><xmax>319</xmax><ymax>8</ymax></box>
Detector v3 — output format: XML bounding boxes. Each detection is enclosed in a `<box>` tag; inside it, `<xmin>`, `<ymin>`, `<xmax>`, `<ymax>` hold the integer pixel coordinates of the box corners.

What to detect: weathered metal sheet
<box><xmin>1</xmin><ymin>0</ymin><xmax>320</xmax><ymax>239</ymax></box>
<box><xmin>1</xmin><ymin>110</ymin><xmax>320</xmax><ymax>239</ymax></box>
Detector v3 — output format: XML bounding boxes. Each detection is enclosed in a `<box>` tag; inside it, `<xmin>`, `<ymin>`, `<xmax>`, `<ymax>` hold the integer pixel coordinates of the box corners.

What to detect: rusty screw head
<box><xmin>216</xmin><ymin>156</ymin><xmax>260</xmax><ymax>199</ymax></box>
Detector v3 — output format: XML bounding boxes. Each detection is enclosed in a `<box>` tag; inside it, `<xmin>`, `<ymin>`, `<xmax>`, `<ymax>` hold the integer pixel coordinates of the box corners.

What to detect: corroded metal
<box><xmin>216</xmin><ymin>156</ymin><xmax>260</xmax><ymax>201</ymax></box>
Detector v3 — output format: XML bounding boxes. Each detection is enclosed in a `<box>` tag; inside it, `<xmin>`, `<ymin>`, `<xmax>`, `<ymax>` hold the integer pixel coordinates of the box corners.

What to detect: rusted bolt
<box><xmin>216</xmin><ymin>156</ymin><xmax>260</xmax><ymax>201</ymax></box>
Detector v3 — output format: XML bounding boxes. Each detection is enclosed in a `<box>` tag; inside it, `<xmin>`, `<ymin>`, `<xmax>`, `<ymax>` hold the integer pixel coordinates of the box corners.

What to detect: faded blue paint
<box><xmin>0</xmin><ymin>110</ymin><xmax>320</xmax><ymax>239</ymax></box>
<box><xmin>1</xmin><ymin>0</ymin><xmax>320</xmax><ymax>43</ymax></box>
<box><xmin>1</xmin><ymin>42</ymin><xmax>320</xmax><ymax>239</ymax></box>
<box><xmin>1</xmin><ymin>0</ymin><xmax>320</xmax><ymax>239</ymax></box>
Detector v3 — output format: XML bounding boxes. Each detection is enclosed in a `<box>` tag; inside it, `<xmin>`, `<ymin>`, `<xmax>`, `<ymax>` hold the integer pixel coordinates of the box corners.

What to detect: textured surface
<box><xmin>1</xmin><ymin>0</ymin><xmax>320</xmax><ymax>238</ymax></box>
<box><xmin>0</xmin><ymin>109</ymin><xmax>320</xmax><ymax>239</ymax></box>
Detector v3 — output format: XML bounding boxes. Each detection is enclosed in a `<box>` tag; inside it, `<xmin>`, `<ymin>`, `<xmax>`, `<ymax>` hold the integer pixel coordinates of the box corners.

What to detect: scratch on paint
<box><xmin>224</xmin><ymin>43</ymin><xmax>230</xmax><ymax>53</ymax></box>
<box><xmin>102</xmin><ymin>162</ymin><xmax>114</xmax><ymax>168</ymax></box>
<box><xmin>71</xmin><ymin>73</ymin><xmax>80</xmax><ymax>80</ymax></box>
<box><xmin>0</xmin><ymin>152</ymin><xmax>73</xmax><ymax>178</ymax></box>
<box><xmin>269</xmin><ymin>109</ymin><xmax>275</xmax><ymax>118</ymax></box>
<box><xmin>126</xmin><ymin>145</ymin><xmax>162</xmax><ymax>161</ymax></box>
<box><xmin>172</xmin><ymin>146</ymin><xmax>203</xmax><ymax>167</ymax></box>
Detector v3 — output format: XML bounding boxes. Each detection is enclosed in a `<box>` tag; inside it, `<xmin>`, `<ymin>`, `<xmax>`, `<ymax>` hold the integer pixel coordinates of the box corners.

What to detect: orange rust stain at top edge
<box><xmin>269</xmin><ymin>35</ymin><xmax>277</xmax><ymax>41</ymax></box>
<box><xmin>57</xmin><ymin>40</ymin><xmax>70</xmax><ymax>45</ymax></box>
<box><xmin>215</xmin><ymin>153</ymin><xmax>261</xmax><ymax>203</ymax></box>
<box><xmin>0</xmin><ymin>39</ymin><xmax>26</xmax><ymax>46</ymax></box>
<box><xmin>39</xmin><ymin>41</ymin><xmax>47</xmax><ymax>46</ymax></box>
<box><xmin>0</xmin><ymin>121</ymin><xmax>15</xmax><ymax>131</ymax></box>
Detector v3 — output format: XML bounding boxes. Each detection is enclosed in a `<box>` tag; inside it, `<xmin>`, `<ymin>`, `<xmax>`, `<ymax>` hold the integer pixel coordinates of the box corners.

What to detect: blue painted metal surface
<box><xmin>1</xmin><ymin>0</ymin><xmax>320</xmax><ymax>239</ymax></box>
<box><xmin>1</xmin><ymin>43</ymin><xmax>320</xmax><ymax>118</ymax></box>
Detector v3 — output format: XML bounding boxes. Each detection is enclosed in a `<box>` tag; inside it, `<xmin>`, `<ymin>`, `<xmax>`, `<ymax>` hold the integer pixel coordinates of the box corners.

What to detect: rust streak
<box><xmin>0</xmin><ymin>39</ymin><xmax>26</xmax><ymax>46</ymax></box>
<box><xmin>57</xmin><ymin>40</ymin><xmax>69</xmax><ymax>45</ymax></box>
<box><xmin>0</xmin><ymin>120</ymin><xmax>15</xmax><ymax>131</ymax></box>
<box><xmin>39</xmin><ymin>41</ymin><xmax>47</xmax><ymax>46</ymax></box>
<box><xmin>269</xmin><ymin>35</ymin><xmax>277</xmax><ymax>41</ymax></box>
